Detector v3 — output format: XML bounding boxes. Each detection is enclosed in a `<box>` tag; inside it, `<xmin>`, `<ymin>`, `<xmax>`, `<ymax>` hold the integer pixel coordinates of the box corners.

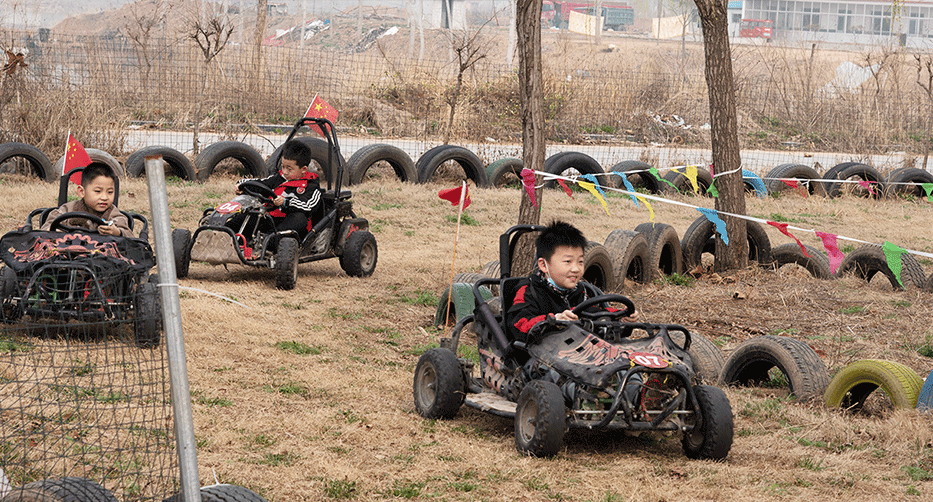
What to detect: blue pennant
<box><xmin>580</xmin><ymin>174</ymin><xmax>607</xmax><ymax>199</ymax></box>
<box><xmin>612</xmin><ymin>171</ymin><xmax>640</xmax><ymax>207</ymax></box>
<box><xmin>696</xmin><ymin>207</ymin><xmax>729</xmax><ymax>245</ymax></box>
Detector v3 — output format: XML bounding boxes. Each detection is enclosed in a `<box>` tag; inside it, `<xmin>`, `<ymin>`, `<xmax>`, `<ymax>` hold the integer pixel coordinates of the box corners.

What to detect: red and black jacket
<box><xmin>239</xmin><ymin>171</ymin><xmax>322</xmax><ymax>225</ymax></box>
<box><xmin>506</xmin><ymin>271</ymin><xmax>591</xmax><ymax>344</ymax></box>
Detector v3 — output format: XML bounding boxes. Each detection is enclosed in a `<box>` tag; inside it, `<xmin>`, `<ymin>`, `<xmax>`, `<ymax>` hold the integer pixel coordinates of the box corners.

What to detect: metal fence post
<box><xmin>145</xmin><ymin>155</ymin><xmax>201</xmax><ymax>502</ymax></box>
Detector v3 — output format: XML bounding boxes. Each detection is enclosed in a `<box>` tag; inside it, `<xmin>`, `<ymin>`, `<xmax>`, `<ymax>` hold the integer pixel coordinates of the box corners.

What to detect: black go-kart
<box><xmin>172</xmin><ymin>117</ymin><xmax>377</xmax><ymax>290</ymax></box>
<box><xmin>413</xmin><ymin>225</ymin><xmax>734</xmax><ymax>459</ymax></box>
<box><xmin>0</xmin><ymin>166</ymin><xmax>161</xmax><ymax>348</ymax></box>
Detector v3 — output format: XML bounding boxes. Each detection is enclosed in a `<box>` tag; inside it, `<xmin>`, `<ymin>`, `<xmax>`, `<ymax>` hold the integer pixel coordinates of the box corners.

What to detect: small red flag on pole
<box><xmin>63</xmin><ymin>132</ymin><xmax>91</xmax><ymax>184</ymax></box>
<box><xmin>304</xmin><ymin>94</ymin><xmax>339</xmax><ymax>137</ymax></box>
<box><xmin>440</xmin><ymin>181</ymin><xmax>470</xmax><ymax>327</ymax></box>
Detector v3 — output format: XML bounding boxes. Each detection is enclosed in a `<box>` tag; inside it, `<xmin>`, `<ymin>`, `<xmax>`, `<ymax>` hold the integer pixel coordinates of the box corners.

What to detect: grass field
<box><xmin>2</xmin><ymin>170</ymin><xmax>933</xmax><ymax>501</ymax></box>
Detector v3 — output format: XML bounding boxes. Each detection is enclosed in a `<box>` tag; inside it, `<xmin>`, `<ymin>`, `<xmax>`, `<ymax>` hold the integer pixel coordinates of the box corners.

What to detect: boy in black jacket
<box><xmin>237</xmin><ymin>140</ymin><xmax>321</xmax><ymax>239</ymax></box>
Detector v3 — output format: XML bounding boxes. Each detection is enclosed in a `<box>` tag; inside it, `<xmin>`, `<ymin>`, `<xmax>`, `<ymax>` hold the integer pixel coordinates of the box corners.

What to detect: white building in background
<box><xmin>733</xmin><ymin>0</ymin><xmax>933</xmax><ymax>48</ymax></box>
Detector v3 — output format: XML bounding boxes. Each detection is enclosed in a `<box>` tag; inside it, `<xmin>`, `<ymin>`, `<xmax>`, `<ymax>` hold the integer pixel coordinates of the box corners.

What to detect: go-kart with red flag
<box><xmin>171</xmin><ymin>117</ymin><xmax>377</xmax><ymax>289</ymax></box>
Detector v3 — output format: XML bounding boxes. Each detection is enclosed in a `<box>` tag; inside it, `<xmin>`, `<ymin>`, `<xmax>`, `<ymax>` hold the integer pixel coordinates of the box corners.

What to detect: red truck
<box><xmin>542</xmin><ymin>1</ymin><xmax>635</xmax><ymax>31</ymax></box>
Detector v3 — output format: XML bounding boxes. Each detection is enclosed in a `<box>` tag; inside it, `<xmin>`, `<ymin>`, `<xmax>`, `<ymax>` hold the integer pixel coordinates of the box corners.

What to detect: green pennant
<box><xmin>650</xmin><ymin>167</ymin><xmax>680</xmax><ymax>190</ymax></box>
<box><xmin>922</xmin><ymin>182</ymin><xmax>933</xmax><ymax>202</ymax></box>
<box><xmin>706</xmin><ymin>179</ymin><xmax>719</xmax><ymax>198</ymax></box>
<box><xmin>881</xmin><ymin>241</ymin><xmax>906</xmax><ymax>287</ymax></box>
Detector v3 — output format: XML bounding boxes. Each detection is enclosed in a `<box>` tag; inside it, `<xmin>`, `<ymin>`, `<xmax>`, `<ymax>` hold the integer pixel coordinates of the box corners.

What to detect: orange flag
<box><xmin>304</xmin><ymin>94</ymin><xmax>339</xmax><ymax>137</ymax></box>
<box><xmin>64</xmin><ymin>133</ymin><xmax>92</xmax><ymax>184</ymax></box>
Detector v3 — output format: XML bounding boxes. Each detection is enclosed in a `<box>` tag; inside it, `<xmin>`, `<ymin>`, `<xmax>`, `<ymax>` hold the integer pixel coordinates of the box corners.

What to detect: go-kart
<box><xmin>413</xmin><ymin>225</ymin><xmax>734</xmax><ymax>458</ymax></box>
<box><xmin>172</xmin><ymin>117</ymin><xmax>377</xmax><ymax>289</ymax></box>
<box><xmin>0</xmin><ymin>167</ymin><xmax>161</xmax><ymax>348</ymax></box>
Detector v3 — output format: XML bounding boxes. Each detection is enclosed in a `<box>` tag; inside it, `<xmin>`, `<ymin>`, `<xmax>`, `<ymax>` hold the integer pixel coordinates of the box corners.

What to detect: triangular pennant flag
<box><xmin>921</xmin><ymin>182</ymin><xmax>933</xmax><ymax>202</ymax></box>
<box><xmin>580</xmin><ymin>174</ymin><xmax>607</xmax><ymax>199</ymax></box>
<box><xmin>557</xmin><ymin>179</ymin><xmax>574</xmax><ymax>198</ymax></box>
<box><xmin>766</xmin><ymin>221</ymin><xmax>810</xmax><ymax>257</ymax></box>
<box><xmin>857</xmin><ymin>180</ymin><xmax>877</xmax><ymax>196</ymax></box>
<box><xmin>684</xmin><ymin>165</ymin><xmax>700</xmax><ymax>194</ymax></box>
<box><xmin>706</xmin><ymin>179</ymin><xmax>719</xmax><ymax>198</ymax></box>
<box><xmin>649</xmin><ymin>166</ymin><xmax>679</xmax><ymax>190</ymax></box>
<box><xmin>613</xmin><ymin>171</ymin><xmax>639</xmax><ymax>207</ymax></box>
<box><xmin>635</xmin><ymin>195</ymin><xmax>655</xmax><ymax>221</ymax></box>
<box><xmin>304</xmin><ymin>94</ymin><xmax>339</xmax><ymax>137</ymax></box>
<box><xmin>881</xmin><ymin>241</ymin><xmax>907</xmax><ymax>288</ymax></box>
<box><xmin>64</xmin><ymin>133</ymin><xmax>92</xmax><ymax>184</ymax></box>
<box><xmin>578</xmin><ymin>181</ymin><xmax>610</xmax><ymax>215</ymax></box>
<box><xmin>781</xmin><ymin>179</ymin><xmax>808</xmax><ymax>197</ymax></box>
<box><xmin>519</xmin><ymin>168</ymin><xmax>538</xmax><ymax>208</ymax></box>
<box><xmin>438</xmin><ymin>184</ymin><xmax>470</xmax><ymax>210</ymax></box>
<box><xmin>814</xmin><ymin>231</ymin><xmax>844</xmax><ymax>275</ymax></box>
<box><xmin>696</xmin><ymin>207</ymin><xmax>729</xmax><ymax>244</ymax></box>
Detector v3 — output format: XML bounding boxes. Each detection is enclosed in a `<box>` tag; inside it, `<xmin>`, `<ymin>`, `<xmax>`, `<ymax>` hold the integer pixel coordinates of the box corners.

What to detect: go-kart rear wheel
<box><xmin>340</xmin><ymin>230</ymin><xmax>377</xmax><ymax>277</ymax></box>
<box><xmin>134</xmin><ymin>282</ymin><xmax>162</xmax><ymax>348</ymax></box>
<box><xmin>413</xmin><ymin>348</ymin><xmax>465</xmax><ymax>419</ymax></box>
<box><xmin>274</xmin><ymin>237</ymin><xmax>299</xmax><ymax>290</ymax></box>
<box><xmin>172</xmin><ymin>228</ymin><xmax>192</xmax><ymax>278</ymax></box>
<box><xmin>515</xmin><ymin>380</ymin><xmax>566</xmax><ymax>457</ymax></box>
<box><xmin>682</xmin><ymin>384</ymin><xmax>733</xmax><ymax>460</ymax></box>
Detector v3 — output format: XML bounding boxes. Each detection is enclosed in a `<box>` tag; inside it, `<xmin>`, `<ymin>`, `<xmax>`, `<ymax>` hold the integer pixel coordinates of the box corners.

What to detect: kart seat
<box><xmin>498</xmin><ymin>277</ymin><xmax>527</xmax><ymax>343</ymax></box>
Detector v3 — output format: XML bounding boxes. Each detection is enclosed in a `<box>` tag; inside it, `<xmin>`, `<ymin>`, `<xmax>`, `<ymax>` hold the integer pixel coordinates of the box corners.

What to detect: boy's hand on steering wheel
<box><xmin>554</xmin><ymin>310</ymin><xmax>578</xmax><ymax>322</ymax></box>
<box><xmin>97</xmin><ymin>222</ymin><xmax>118</xmax><ymax>236</ymax></box>
<box><xmin>273</xmin><ymin>195</ymin><xmax>285</xmax><ymax>206</ymax></box>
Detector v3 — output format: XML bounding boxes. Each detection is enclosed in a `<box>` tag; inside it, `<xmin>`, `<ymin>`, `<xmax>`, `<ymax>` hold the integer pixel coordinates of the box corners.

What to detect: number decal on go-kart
<box><xmin>217</xmin><ymin>202</ymin><xmax>241</xmax><ymax>214</ymax></box>
<box><xmin>629</xmin><ymin>352</ymin><xmax>669</xmax><ymax>369</ymax></box>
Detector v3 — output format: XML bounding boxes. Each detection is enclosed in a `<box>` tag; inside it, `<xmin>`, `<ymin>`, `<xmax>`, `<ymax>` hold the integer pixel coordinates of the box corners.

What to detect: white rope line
<box><xmin>159</xmin><ymin>284</ymin><xmax>252</xmax><ymax>308</ymax></box>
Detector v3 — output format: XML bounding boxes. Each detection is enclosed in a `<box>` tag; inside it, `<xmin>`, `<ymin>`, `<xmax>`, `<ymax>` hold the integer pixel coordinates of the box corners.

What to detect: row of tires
<box><xmin>0</xmin><ymin>478</ymin><xmax>268</xmax><ymax>502</ymax></box>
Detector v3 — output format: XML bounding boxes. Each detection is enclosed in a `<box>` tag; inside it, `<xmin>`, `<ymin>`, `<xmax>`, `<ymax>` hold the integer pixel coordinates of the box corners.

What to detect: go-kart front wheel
<box><xmin>515</xmin><ymin>380</ymin><xmax>566</xmax><ymax>457</ymax></box>
<box><xmin>413</xmin><ymin>348</ymin><xmax>464</xmax><ymax>419</ymax></box>
<box><xmin>274</xmin><ymin>237</ymin><xmax>299</xmax><ymax>290</ymax></box>
<box><xmin>172</xmin><ymin>228</ymin><xmax>192</xmax><ymax>278</ymax></box>
<box><xmin>134</xmin><ymin>282</ymin><xmax>162</xmax><ymax>348</ymax></box>
<box><xmin>682</xmin><ymin>384</ymin><xmax>733</xmax><ymax>460</ymax></box>
<box><xmin>340</xmin><ymin>230</ymin><xmax>377</xmax><ymax>277</ymax></box>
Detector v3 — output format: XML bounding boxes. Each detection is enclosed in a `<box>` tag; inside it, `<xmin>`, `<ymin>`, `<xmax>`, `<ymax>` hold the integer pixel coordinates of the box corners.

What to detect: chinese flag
<box><xmin>304</xmin><ymin>94</ymin><xmax>339</xmax><ymax>137</ymax></box>
<box><xmin>438</xmin><ymin>184</ymin><xmax>470</xmax><ymax>210</ymax></box>
<box><xmin>64</xmin><ymin>133</ymin><xmax>91</xmax><ymax>184</ymax></box>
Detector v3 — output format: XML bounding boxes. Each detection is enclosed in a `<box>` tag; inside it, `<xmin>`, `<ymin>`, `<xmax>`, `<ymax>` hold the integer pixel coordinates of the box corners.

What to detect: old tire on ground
<box><xmin>481</xmin><ymin>260</ymin><xmax>501</xmax><ymax>279</ymax></box>
<box><xmin>515</xmin><ymin>380</ymin><xmax>567</xmax><ymax>457</ymax></box>
<box><xmin>664</xmin><ymin>166</ymin><xmax>713</xmax><ymax>196</ymax></box>
<box><xmin>435</xmin><ymin>280</ymin><xmax>493</xmax><ymax>326</ymax></box>
<box><xmin>884</xmin><ymin>167</ymin><xmax>933</xmax><ymax>199</ymax></box>
<box><xmin>688</xmin><ymin>333</ymin><xmax>726</xmax><ymax>385</ymax></box>
<box><xmin>769</xmin><ymin>243</ymin><xmax>833</xmax><ymax>280</ymax></box>
<box><xmin>347</xmin><ymin>143</ymin><xmax>417</xmax><ymax>185</ymax></box>
<box><xmin>742</xmin><ymin>169</ymin><xmax>768</xmax><ymax>197</ymax></box>
<box><xmin>266</xmin><ymin>136</ymin><xmax>348</xmax><ymax>186</ymax></box>
<box><xmin>413</xmin><ymin>347</ymin><xmax>465</xmax><ymax>419</ymax></box>
<box><xmin>824</xmin><ymin>163</ymin><xmax>885</xmax><ymax>199</ymax></box>
<box><xmin>603</xmin><ymin>229</ymin><xmax>650</xmax><ymax>289</ymax></box>
<box><xmin>340</xmin><ymin>230</ymin><xmax>378</xmax><ymax>277</ymax></box>
<box><xmin>719</xmin><ymin>335</ymin><xmax>830</xmax><ymax>401</ymax></box>
<box><xmin>274</xmin><ymin>237</ymin><xmax>299</xmax><ymax>290</ymax></box>
<box><xmin>1</xmin><ymin>477</ymin><xmax>120</xmax><ymax>502</ymax></box>
<box><xmin>918</xmin><ymin>371</ymin><xmax>933</xmax><ymax>411</ymax></box>
<box><xmin>416</xmin><ymin>145</ymin><xmax>488</xmax><ymax>187</ymax></box>
<box><xmin>607</xmin><ymin>160</ymin><xmax>664</xmax><ymax>193</ymax></box>
<box><xmin>125</xmin><ymin>145</ymin><xmax>198</xmax><ymax>181</ymax></box>
<box><xmin>583</xmin><ymin>241</ymin><xmax>617</xmax><ymax>292</ymax></box>
<box><xmin>0</xmin><ymin>142</ymin><xmax>55</xmax><ymax>182</ymax></box>
<box><xmin>194</xmin><ymin>141</ymin><xmax>265</xmax><ymax>181</ymax></box>
<box><xmin>485</xmin><ymin>157</ymin><xmax>524</xmax><ymax>188</ymax></box>
<box><xmin>835</xmin><ymin>244</ymin><xmax>926</xmax><ymax>290</ymax></box>
<box><xmin>823</xmin><ymin>359</ymin><xmax>924</xmax><ymax>410</ymax></box>
<box><xmin>543</xmin><ymin>151</ymin><xmax>604</xmax><ymax>188</ymax></box>
<box><xmin>763</xmin><ymin>163</ymin><xmax>825</xmax><ymax>196</ymax></box>
<box><xmin>164</xmin><ymin>484</ymin><xmax>270</xmax><ymax>502</ymax></box>
<box><xmin>172</xmin><ymin>228</ymin><xmax>192</xmax><ymax>278</ymax></box>
<box><xmin>634</xmin><ymin>222</ymin><xmax>683</xmax><ymax>280</ymax></box>
<box><xmin>134</xmin><ymin>282</ymin><xmax>161</xmax><ymax>348</ymax></box>
<box><xmin>682</xmin><ymin>384</ymin><xmax>733</xmax><ymax>460</ymax></box>
<box><xmin>680</xmin><ymin>216</ymin><xmax>772</xmax><ymax>271</ymax></box>
<box><xmin>54</xmin><ymin>148</ymin><xmax>126</xmax><ymax>179</ymax></box>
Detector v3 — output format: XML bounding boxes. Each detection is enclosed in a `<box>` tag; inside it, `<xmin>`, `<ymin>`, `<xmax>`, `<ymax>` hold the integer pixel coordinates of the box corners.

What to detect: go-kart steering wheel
<box><xmin>238</xmin><ymin>180</ymin><xmax>277</xmax><ymax>203</ymax></box>
<box><xmin>48</xmin><ymin>212</ymin><xmax>110</xmax><ymax>233</ymax></box>
<box><xmin>571</xmin><ymin>294</ymin><xmax>636</xmax><ymax>320</ymax></box>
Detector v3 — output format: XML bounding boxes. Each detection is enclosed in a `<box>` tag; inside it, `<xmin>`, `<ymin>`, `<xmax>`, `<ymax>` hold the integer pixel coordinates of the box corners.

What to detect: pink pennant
<box><xmin>519</xmin><ymin>168</ymin><xmax>538</xmax><ymax>208</ymax></box>
<box><xmin>857</xmin><ymin>180</ymin><xmax>877</xmax><ymax>196</ymax></box>
<box><xmin>815</xmin><ymin>231</ymin><xmax>844</xmax><ymax>275</ymax></box>
<box><xmin>767</xmin><ymin>221</ymin><xmax>809</xmax><ymax>258</ymax></box>
<box><xmin>557</xmin><ymin>179</ymin><xmax>574</xmax><ymax>198</ymax></box>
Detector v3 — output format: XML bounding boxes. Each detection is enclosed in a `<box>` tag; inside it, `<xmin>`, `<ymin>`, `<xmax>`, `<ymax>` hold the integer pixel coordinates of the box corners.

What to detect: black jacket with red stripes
<box><xmin>238</xmin><ymin>171</ymin><xmax>322</xmax><ymax>227</ymax></box>
<box><xmin>506</xmin><ymin>270</ymin><xmax>591</xmax><ymax>344</ymax></box>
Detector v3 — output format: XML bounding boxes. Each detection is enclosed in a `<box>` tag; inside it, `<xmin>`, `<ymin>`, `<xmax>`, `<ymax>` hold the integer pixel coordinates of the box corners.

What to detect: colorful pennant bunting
<box><xmin>557</xmin><ymin>179</ymin><xmax>574</xmax><ymax>198</ymax></box>
<box><xmin>814</xmin><ymin>231</ymin><xmax>844</xmax><ymax>275</ymax></box>
<box><xmin>881</xmin><ymin>241</ymin><xmax>907</xmax><ymax>288</ymax></box>
<box><xmin>706</xmin><ymin>179</ymin><xmax>719</xmax><ymax>198</ymax></box>
<box><xmin>650</xmin><ymin>166</ymin><xmax>679</xmax><ymax>190</ymax></box>
<box><xmin>578</xmin><ymin>181</ymin><xmax>610</xmax><ymax>215</ymax></box>
<box><xmin>767</xmin><ymin>221</ymin><xmax>809</xmax><ymax>257</ymax></box>
<box><xmin>635</xmin><ymin>195</ymin><xmax>654</xmax><ymax>221</ymax></box>
<box><xmin>613</xmin><ymin>171</ymin><xmax>639</xmax><ymax>207</ymax></box>
<box><xmin>922</xmin><ymin>182</ymin><xmax>933</xmax><ymax>202</ymax></box>
<box><xmin>519</xmin><ymin>168</ymin><xmax>538</xmax><ymax>208</ymax></box>
<box><xmin>696</xmin><ymin>207</ymin><xmax>729</xmax><ymax>245</ymax></box>
<box><xmin>857</xmin><ymin>180</ymin><xmax>877</xmax><ymax>196</ymax></box>
<box><xmin>684</xmin><ymin>165</ymin><xmax>700</xmax><ymax>194</ymax></box>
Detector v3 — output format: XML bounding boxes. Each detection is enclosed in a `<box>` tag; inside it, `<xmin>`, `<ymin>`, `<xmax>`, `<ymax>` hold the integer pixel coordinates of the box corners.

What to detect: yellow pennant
<box><xmin>635</xmin><ymin>195</ymin><xmax>655</xmax><ymax>221</ymax></box>
<box><xmin>685</xmin><ymin>165</ymin><xmax>700</xmax><ymax>194</ymax></box>
<box><xmin>578</xmin><ymin>181</ymin><xmax>610</xmax><ymax>215</ymax></box>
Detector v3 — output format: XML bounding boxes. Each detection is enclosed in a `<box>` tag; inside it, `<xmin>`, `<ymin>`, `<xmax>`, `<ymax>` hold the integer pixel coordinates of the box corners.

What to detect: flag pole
<box><xmin>443</xmin><ymin>180</ymin><xmax>468</xmax><ymax>329</ymax></box>
<box><xmin>63</xmin><ymin>130</ymin><xmax>71</xmax><ymax>177</ymax></box>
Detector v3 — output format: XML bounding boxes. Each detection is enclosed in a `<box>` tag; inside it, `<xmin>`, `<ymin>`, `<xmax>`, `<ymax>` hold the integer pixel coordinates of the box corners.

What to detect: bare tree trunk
<box><xmin>251</xmin><ymin>0</ymin><xmax>267</xmax><ymax>95</ymax></box>
<box><xmin>693</xmin><ymin>0</ymin><xmax>747</xmax><ymax>271</ymax></box>
<box><xmin>513</xmin><ymin>0</ymin><xmax>546</xmax><ymax>276</ymax></box>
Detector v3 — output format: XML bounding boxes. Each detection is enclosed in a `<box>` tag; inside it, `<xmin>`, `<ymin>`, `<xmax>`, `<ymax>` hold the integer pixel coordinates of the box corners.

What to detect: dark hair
<box><xmin>536</xmin><ymin>220</ymin><xmax>586</xmax><ymax>261</ymax></box>
<box><xmin>281</xmin><ymin>140</ymin><xmax>312</xmax><ymax>168</ymax></box>
<box><xmin>80</xmin><ymin>164</ymin><xmax>116</xmax><ymax>186</ymax></box>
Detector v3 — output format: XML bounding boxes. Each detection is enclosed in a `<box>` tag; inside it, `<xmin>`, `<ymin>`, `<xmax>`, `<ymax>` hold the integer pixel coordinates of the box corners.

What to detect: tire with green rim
<box><xmin>274</xmin><ymin>237</ymin><xmax>299</xmax><ymax>290</ymax></box>
<box><xmin>340</xmin><ymin>230</ymin><xmax>378</xmax><ymax>277</ymax></box>
<box><xmin>485</xmin><ymin>158</ymin><xmax>524</xmax><ymax>188</ymax></box>
<box><xmin>515</xmin><ymin>380</ymin><xmax>566</xmax><ymax>457</ymax></box>
<box><xmin>719</xmin><ymin>335</ymin><xmax>829</xmax><ymax>401</ymax></box>
<box><xmin>682</xmin><ymin>384</ymin><xmax>733</xmax><ymax>460</ymax></box>
<box><xmin>413</xmin><ymin>347</ymin><xmax>465</xmax><ymax>419</ymax></box>
<box><xmin>823</xmin><ymin>359</ymin><xmax>924</xmax><ymax>410</ymax></box>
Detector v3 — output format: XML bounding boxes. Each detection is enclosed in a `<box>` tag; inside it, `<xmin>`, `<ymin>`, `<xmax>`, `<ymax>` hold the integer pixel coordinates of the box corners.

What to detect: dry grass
<box><xmin>3</xmin><ymin>172</ymin><xmax>933</xmax><ymax>500</ymax></box>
